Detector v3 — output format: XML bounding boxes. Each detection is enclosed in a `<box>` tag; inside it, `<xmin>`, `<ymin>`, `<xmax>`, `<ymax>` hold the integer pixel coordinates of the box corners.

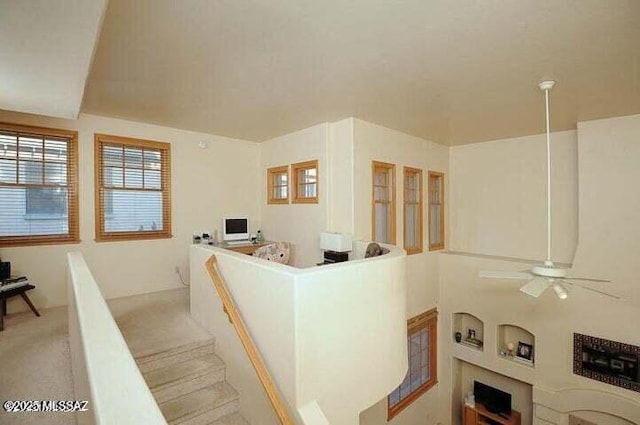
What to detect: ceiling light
<box><xmin>553</xmin><ymin>282</ymin><xmax>568</xmax><ymax>299</ymax></box>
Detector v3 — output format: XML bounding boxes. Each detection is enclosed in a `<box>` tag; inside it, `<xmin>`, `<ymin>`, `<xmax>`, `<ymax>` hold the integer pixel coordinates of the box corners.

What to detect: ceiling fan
<box><xmin>479</xmin><ymin>80</ymin><xmax>618</xmax><ymax>300</ymax></box>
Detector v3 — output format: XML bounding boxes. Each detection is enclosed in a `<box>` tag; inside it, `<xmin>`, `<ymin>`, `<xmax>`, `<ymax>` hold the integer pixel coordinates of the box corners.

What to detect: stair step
<box><xmin>144</xmin><ymin>353</ymin><xmax>226</xmax><ymax>403</ymax></box>
<box><xmin>210</xmin><ymin>413</ymin><xmax>250</xmax><ymax>425</ymax></box>
<box><xmin>136</xmin><ymin>339</ymin><xmax>216</xmax><ymax>373</ymax></box>
<box><xmin>159</xmin><ymin>382</ymin><xmax>239</xmax><ymax>425</ymax></box>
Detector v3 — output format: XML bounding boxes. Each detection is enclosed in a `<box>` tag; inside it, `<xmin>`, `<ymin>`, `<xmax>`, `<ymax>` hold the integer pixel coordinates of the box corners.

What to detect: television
<box><xmin>222</xmin><ymin>217</ymin><xmax>249</xmax><ymax>241</ymax></box>
<box><xmin>473</xmin><ymin>381</ymin><xmax>511</xmax><ymax>415</ymax></box>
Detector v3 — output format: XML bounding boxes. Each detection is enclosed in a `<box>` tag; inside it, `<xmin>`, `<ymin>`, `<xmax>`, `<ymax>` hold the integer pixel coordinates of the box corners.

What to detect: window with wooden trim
<box><xmin>428</xmin><ymin>171</ymin><xmax>444</xmax><ymax>251</ymax></box>
<box><xmin>404</xmin><ymin>167</ymin><xmax>423</xmax><ymax>254</ymax></box>
<box><xmin>267</xmin><ymin>165</ymin><xmax>289</xmax><ymax>204</ymax></box>
<box><xmin>372</xmin><ymin>161</ymin><xmax>396</xmax><ymax>244</ymax></box>
<box><xmin>95</xmin><ymin>134</ymin><xmax>171</xmax><ymax>242</ymax></box>
<box><xmin>291</xmin><ymin>160</ymin><xmax>318</xmax><ymax>203</ymax></box>
<box><xmin>0</xmin><ymin>123</ymin><xmax>79</xmax><ymax>246</ymax></box>
<box><xmin>388</xmin><ymin>308</ymin><xmax>438</xmax><ymax>420</ymax></box>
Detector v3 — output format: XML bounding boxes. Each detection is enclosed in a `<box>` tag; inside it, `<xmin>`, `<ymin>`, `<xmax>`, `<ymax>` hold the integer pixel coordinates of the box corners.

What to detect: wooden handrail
<box><xmin>205</xmin><ymin>255</ymin><xmax>295</xmax><ymax>425</ymax></box>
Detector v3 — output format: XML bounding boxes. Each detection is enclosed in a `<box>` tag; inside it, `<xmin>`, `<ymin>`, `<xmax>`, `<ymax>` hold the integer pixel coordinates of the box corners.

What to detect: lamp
<box><xmin>320</xmin><ymin>232</ymin><xmax>352</xmax><ymax>252</ymax></box>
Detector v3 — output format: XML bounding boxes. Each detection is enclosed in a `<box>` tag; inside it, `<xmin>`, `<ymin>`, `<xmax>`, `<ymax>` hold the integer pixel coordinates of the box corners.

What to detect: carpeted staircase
<box><xmin>135</xmin><ymin>338</ymin><xmax>249</xmax><ymax>425</ymax></box>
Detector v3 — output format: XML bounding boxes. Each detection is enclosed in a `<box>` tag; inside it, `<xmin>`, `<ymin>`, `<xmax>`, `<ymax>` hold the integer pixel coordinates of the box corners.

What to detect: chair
<box><xmin>252</xmin><ymin>242</ymin><xmax>291</xmax><ymax>265</ymax></box>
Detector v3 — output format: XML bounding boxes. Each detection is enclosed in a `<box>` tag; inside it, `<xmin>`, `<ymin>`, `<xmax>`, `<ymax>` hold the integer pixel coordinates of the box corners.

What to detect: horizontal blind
<box><xmin>404</xmin><ymin>167</ymin><xmax>422</xmax><ymax>253</ymax></box>
<box><xmin>0</xmin><ymin>124</ymin><xmax>78</xmax><ymax>246</ymax></box>
<box><xmin>95</xmin><ymin>135</ymin><xmax>171</xmax><ymax>241</ymax></box>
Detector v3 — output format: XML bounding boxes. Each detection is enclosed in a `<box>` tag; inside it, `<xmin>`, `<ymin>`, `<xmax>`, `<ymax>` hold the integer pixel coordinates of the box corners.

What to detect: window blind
<box><xmin>404</xmin><ymin>167</ymin><xmax>423</xmax><ymax>254</ymax></box>
<box><xmin>372</xmin><ymin>161</ymin><xmax>396</xmax><ymax>244</ymax></box>
<box><xmin>95</xmin><ymin>134</ymin><xmax>171</xmax><ymax>241</ymax></box>
<box><xmin>0</xmin><ymin>124</ymin><xmax>79</xmax><ymax>246</ymax></box>
<box><xmin>428</xmin><ymin>172</ymin><xmax>444</xmax><ymax>250</ymax></box>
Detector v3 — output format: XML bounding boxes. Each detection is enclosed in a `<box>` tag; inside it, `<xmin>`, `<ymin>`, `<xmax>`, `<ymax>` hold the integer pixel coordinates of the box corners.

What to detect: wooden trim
<box><xmin>388</xmin><ymin>308</ymin><xmax>438</xmax><ymax>420</ymax></box>
<box><xmin>403</xmin><ymin>166</ymin><xmax>423</xmax><ymax>255</ymax></box>
<box><xmin>0</xmin><ymin>122</ymin><xmax>77</xmax><ymax>139</ymax></box>
<box><xmin>428</xmin><ymin>171</ymin><xmax>445</xmax><ymax>251</ymax></box>
<box><xmin>291</xmin><ymin>160</ymin><xmax>319</xmax><ymax>204</ymax></box>
<box><xmin>371</xmin><ymin>161</ymin><xmax>396</xmax><ymax>244</ymax></box>
<box><xmin>267</xmin><ymin>165</ymin><xmax>289</xmax><ymax>204</ymax></box>
<box><xmin>0</xmin><ymin>122</ymin><xmax>80</xmax><ymax>247</ymax></box>
<box><xmin>205</xmin><ymin>255</ymin><xmax>294</xmax><ymax>425</ymax></box>
<box><xmin>94</xmin><ymin>134</ymin><xmax>172</xmax><ymax>242</ymax></box>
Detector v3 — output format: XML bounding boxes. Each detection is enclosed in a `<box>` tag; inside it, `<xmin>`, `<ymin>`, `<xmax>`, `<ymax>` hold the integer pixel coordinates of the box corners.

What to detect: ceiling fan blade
<box><xmin>565</xmin><ymin>277</ymin><xmax>611</xmax><ymax>283</ymax></box>
<box><xmin>562</xmin><ymin>281</ymin><xmax>622</xmax><ymax>300</ymax></box>
<box><xmin>479</xmin><ymin>270</ymin><xmax>533</xmax><ymax>280</ymax></box>
<box><xmin>520</xmin><ymin>278</ymin><xmax>551</xmax><ymax>298</ymax></box>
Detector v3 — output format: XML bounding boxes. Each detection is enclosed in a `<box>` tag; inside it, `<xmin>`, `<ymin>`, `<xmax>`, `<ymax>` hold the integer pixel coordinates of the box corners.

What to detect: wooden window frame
<box><xmin>428</xmin><ymin>171</ymin><xmax>445</xmax><ymax>251</ymax></box>
<box><xmin>388</xmin><ymin>308</ymin><xmax>438</xmax><ymax>420</ymax></box>
<box><xmin>0</xmin><ymin>122</ymin><xmax>79</xmax><ymax>247</ymax></box>
<box><xmin>291</xmin><ymin>160</ymin><xmax>318</xmax><ymax>204</ymax></box>
<box><xmin>372</xmin><ymin>161</ymin><xmax>396</xmax><ymax>244</ymax></box>
<box><xmin>267</xmin><ymin>165</ymin><xmax>289</xmax><ymax>204</ymax></box>
<box><xmin>403</xmin><ymin>166</ymin><xmax>423</xmax><ymax>254</ymax></box>
<box><xmin>94</xmin><ymin>134</ymin><xmax>172</xmax><ymax>242</ymax></box>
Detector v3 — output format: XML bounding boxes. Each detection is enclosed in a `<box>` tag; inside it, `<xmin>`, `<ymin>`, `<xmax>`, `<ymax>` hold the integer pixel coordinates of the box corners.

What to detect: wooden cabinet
<box><xmin>463</xmin><ymin>402</ymin><xmax>521</xmax><ymax>425</ymax></box>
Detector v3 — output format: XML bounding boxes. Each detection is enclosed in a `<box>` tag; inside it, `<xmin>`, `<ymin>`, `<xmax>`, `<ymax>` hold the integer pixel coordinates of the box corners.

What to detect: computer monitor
<box><xmin>222</xmin><ymin>217</ymin><xmax>249</xmax><ymax>241</ymax></box>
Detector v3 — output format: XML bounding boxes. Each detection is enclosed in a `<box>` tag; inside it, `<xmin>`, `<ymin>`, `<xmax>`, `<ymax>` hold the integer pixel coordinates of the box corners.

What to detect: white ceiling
<box><xmin>85</xmin><ymin>1</ymin><xmax>640</xmax><ymax>144</ymax></box>
<box><xmin>0</xmin><ymin>0</ymin><xmax>107</xmax><ymax>119</ymax></box>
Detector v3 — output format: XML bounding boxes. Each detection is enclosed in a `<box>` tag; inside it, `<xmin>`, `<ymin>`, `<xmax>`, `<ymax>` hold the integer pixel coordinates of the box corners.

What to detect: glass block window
<box><xmin>388</xmin><ymin>308</ymin><xmax>438</xmax><ymax>420</ymax></box>
<box><xmin>291</xmin><ymin>160</ymin><xmax>318</xmax><ymax>203</ymax></box>
<box><xmin>0</xmin><ymin>123</ymin><xmax>79</xmax><ymax>247</ymax></box>
<box><xmin>267</xmin><ymin>165</ymin><xmax>288</xmax><ymax>204</ymax></box>
<box><xmin>372</xmin><ymin>161</ymin><xmax>396</xmax><ymax>244</ymax></box>
<box><xmin>95</xmin><ymin>134</ymin><xmax>171</xmax><ymax>242</ymax></box>
<box><xmin>404</xmin><ymin>167</ymin><xmax>423</xmax><ymax>254</ymax></box>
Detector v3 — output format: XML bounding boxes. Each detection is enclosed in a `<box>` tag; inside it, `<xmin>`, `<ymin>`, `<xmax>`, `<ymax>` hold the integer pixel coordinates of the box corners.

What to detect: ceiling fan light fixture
<box><xmin>553</xmin><ymin>282</ymin><xmax>568</xmax><ymax>299</ymax></box>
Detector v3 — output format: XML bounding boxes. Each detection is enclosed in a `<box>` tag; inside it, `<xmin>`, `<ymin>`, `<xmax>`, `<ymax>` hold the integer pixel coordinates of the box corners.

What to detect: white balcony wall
<box><xmin>190</xmin><ymin>241</ymin><xmax>407</xmax><ymax>425</ymax></box>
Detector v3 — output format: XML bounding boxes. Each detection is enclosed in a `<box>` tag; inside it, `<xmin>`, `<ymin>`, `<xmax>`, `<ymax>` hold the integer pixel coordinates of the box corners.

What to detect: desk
<box><xmin>1</xmin><ymin>284</ymin><xmax>40</xmax><ymax>331</ymax></box>
<box><xmin>464</xmin><ymin>402</ymin><xmax>521</xmax><ymax>425</ymax></box>
<box><xmin>217</xmin><ymin>241</ymin><xmax>272</xmax><ymax>255</ymax></box>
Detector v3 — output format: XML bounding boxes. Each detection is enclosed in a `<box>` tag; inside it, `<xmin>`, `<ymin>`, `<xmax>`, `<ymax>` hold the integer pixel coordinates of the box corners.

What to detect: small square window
<box><xmin>291</xmin><ymin>160</ymin><xmax>318</xmax><ymax>204</ymax></box>
<box><xmin>267</xmin><ymin>165</ymin><xmax>289</xmax><ymax>204</ymax></box>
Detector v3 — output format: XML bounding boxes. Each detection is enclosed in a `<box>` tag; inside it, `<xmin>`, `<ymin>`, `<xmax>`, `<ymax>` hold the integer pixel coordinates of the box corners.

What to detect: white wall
<box><xmin>438</xmin><ymin>115</ymin><xmax>640</xmax><ymax>425</ymax></box>
<box><xmin>0</xmin><ymin>109</ymin><xmax>261</xmax><ymax>313</ymax></box>
<box><xmin>260</xmin><ymin>123</ymin><xmax>329</xmax><ymax>267</ymax></box>
<box><xmin>449</xmin><ymin>130</ymin><xmax>578</xmax><ymax>264</ymax></box>
<box><xmin>353</xmin><ymin>119</ymin><xmax>448</xmax><ymax>425</ymax></box>
<box><xmin>459</xmin><ymin>362</ymin><xmax>533</xmax><ymax>425</ymax></box>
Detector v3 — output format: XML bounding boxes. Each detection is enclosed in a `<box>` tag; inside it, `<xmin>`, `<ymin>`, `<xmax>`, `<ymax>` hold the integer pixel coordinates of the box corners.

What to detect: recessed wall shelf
<box><xmin>498</xmin><ymin>324</ymin><xmax>535</xmax><ymax>368</ymax></box>
<box><xmin>453</xmin><ymin>312</ymin><xmax>484</xmax><ymax>351</ymax></box>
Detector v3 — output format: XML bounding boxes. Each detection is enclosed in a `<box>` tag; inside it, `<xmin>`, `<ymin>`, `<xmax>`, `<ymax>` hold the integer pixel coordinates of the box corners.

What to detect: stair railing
<box><xmin>205</xmin><ymin>254</ymin><xmax>295</xmax><ymax>425</ymax></box>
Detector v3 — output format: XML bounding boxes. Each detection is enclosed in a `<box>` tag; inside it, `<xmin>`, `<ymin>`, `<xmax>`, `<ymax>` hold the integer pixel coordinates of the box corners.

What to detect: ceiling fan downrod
<box><xmin>538</xmin><ymin>80</ymin><xmax>555</xmax><ymax>265</ymax></box>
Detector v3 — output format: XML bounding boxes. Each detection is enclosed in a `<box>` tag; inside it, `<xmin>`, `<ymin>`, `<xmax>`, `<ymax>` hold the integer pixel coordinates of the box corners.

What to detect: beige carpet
<box><xmin>0</xmin><ymin>287</ymin><xmax>205</xmax><ymax>425</ymax></box>
<box><xmin>0</xmin><ymin>305</ymin><xmax>75</xmax><ymax>425</ymax></box>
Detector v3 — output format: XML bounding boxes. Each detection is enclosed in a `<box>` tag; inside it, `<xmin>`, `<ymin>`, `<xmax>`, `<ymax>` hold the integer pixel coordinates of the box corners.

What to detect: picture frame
<box><xmin>516</xmin><ymin>341</ymin><xmax>533</xmax><ymax>361</ymax></box>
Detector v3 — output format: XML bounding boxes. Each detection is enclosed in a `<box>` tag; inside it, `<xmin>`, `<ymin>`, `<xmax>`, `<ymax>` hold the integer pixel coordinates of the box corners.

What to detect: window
<box><xmin>291</xmin><ymin>160</ymin><xmax>318</xmax><ymax>203</ymax></box>
<box><xmin>388</xmin><ymin>308</ymin><xmax>438</xmax><ymax>420</ymax></box>
<box><xmin>0</xmin><ymin>123</ymin><xmax>79</xmax><ymax>246</ymax></box>
<box><xmin>267</xmin><ymin>165</ymin><xmax>289</xmax><ymax>204</ymax></box>
<box><xmin>95</xmin><ymin>134</ymin><xmax>171</xmax><ymax>241</ymax></box>
<box><xmin>428</xmin><ymin>171</ymin><xmax>444</xmax><ymax>250</ymax></box>
<box><xmin>403</xmin><ymin>167</ymin><xmax>423</xmax><ymax>254</ymax></box>
<box><xmin>372</xmin><ymin>161</ymin><xmax>396</xmax><ymax>244</ymax></box>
